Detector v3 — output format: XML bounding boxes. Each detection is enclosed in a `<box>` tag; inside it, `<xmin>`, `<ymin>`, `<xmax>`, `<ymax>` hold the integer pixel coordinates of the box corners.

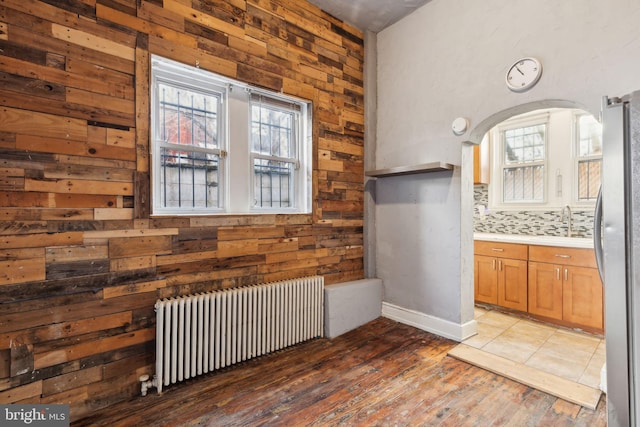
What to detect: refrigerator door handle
<box><xmin>594</xmin><ymin>185</ymin><xmax>604</xmax><ymax>284</ymax></box>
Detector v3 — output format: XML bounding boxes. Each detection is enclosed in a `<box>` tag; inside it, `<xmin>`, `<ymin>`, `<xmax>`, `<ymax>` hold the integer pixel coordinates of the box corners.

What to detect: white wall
<box><xmin>374</xmin><ymin>0</ymin><xmax>640</xmax><ymax>339</ymax></box>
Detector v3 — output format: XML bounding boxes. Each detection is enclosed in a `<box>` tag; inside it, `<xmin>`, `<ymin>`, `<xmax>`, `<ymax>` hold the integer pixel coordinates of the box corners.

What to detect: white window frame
<box><xmin>572</xmin><ymin>112</ymin><xmax>602</xmax><ymax>207</ymax></box>
<box><xmin>151</xmin><ymin>57</ymin><xmax>227</xmax><ymax>215</ymax></box>
<box><xmin>248</xmin><ymin>92</ymin><xmax>304</xmax><ymax>212</ymax></box>
<box><xmin>150</xmin><ymin>55</ymin><xmax>312</xmax><ymax>216</ymax></box>
<box><xmin>489</xmin><ymin>112</ymin><xmax>549</xmax><ymax>209</ymax></box>
<box><xmin>488</xmin><ymin>108</ymin><xmax>602</xmax><ymax>211</ymax></box>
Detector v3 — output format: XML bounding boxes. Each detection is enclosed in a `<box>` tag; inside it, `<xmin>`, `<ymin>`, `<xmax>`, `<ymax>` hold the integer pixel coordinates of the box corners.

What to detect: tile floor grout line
<box><xmin>575</xmin><ymin>340</ymin><xmax>604</xmax><ymax>386</ymax></box>
<box><xmin>470</xmin><ymin>307</ymin><xmax>605</xmax><ymax>387</ymax></box>
<box><xmin>522</xmin><ymin>321</ymin><xmax>556</xmax><ymax>366</ymax></box>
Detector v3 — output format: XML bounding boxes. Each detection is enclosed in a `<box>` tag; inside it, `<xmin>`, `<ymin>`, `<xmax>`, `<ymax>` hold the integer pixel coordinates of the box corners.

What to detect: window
<box><xmin>576</xmin><ymin>114</ymin><xmax>602</xmax><ymax>201</ymax></box>
<box><xmin>155</xmin><ymin>78</ymin><xmax>224</xmax><ymax>211</ymax></box>
<box><xmin>250</xmin><ymin>94</ymin><xmax>299</xmax><ymax>209</ymax></box>
<box><xmin>151</xmin><ymin>56</ymin><xmax>311</xmax><ymax>215</ymax></box>
<box><xmin>487</xmin><ymin>109</ymin><xmax>602</xmax><ymax>210</ymax></box>
<box><xmin>501</xmin><ymin>122</ymin><xmax>546</xmax><ymax>203</ymax></box>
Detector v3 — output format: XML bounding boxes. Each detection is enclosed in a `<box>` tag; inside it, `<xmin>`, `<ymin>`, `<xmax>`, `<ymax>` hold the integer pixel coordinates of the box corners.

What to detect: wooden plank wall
<box><xmin>0</xmin><ymin>0</ymin><xmax>364</xmax><ymax>420</ymax></box>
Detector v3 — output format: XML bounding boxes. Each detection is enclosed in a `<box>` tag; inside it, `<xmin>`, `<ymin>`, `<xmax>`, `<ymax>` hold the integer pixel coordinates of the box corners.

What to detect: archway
<box><xmin>461</xmin><ymin>100</ymin><xmax>598</xmax><ymax>335</ymax></box>
<box><xmin>466</xmin><ymin>99</ymin><xmax>595</xmax><ymax>147</ymax></box>
<box><xmin>461</xmin><ymin>100</ymin><xmax>602</xmax><ymax>402</ymax></box>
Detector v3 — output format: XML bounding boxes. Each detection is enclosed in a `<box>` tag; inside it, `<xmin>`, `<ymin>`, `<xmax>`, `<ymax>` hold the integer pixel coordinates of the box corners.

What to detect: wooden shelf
<box><xmin>365</xmin><ymin>162</ymin><xmax>456</xmax><ymax>178</ymax></box>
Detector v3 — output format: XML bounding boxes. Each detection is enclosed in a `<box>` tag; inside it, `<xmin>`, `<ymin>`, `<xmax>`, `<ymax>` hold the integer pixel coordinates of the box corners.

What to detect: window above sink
<box><xmin>486</xmin><ymin>108</ymin><xmax>602</xmax><ymax>211</ymax></box>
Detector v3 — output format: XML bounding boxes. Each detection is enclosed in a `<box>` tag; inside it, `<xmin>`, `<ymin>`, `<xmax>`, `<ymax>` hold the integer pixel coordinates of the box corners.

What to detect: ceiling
<box><xmin>307</xmin><ymin>0</ymin><xmax>432</xmax><ymax>33</ymax></box>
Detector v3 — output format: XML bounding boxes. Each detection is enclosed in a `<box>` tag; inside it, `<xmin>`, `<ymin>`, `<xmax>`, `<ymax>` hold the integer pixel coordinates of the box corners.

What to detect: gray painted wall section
<box><xmin>376</xmin><ymin>170</ymin><xmax>462</xmax><ymax>322</ymax></box>
<box><xmin>364</xmin><ymin>30</ymin><xmax>377</xmax><ymax>279</ymax></box>
<box><xmin>324</xmin><ymin>278</ymin><xmax>383</xmax><ymax>338</ymax></box>
<box><xmin>374</xmin><ymin>0</ymin><xmax>640</xmax><ymax>337</ymax></box>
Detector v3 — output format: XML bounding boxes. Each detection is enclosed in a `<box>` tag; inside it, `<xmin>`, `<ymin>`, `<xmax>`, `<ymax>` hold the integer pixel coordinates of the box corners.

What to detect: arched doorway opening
<box><xmin>459</xmin><ymin>99</ymin><xmax>604</xmax><ymax>404</ymax></box>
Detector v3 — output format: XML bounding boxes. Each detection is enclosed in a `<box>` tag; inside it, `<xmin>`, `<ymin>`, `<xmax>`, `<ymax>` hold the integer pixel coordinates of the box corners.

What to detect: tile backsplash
<box><xmin>474</xmin><ymin>185</ymin><xmax>594</xmax><ymax>238</ymax></box>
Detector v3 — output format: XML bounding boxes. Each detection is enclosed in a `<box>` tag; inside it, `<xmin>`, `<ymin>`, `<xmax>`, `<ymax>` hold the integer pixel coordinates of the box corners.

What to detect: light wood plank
<box><xmin>16</xmin><ymin>134</ymin><xmax>135</xmax><ymax>161</ymax></box>
<box><xmin>94</xmin><ymin>208</ymin><xmax>134</xmax><ymax>221</ymax></box>
<box><xmin>51</xmin><ymin>24</ymin><xmax>135</xmax><ymax>61</ymax></box>
<box><xmin>109</xmin><ymin>255</ymin><xmax>156</xmax><ymax>272</ymax></box>
<box><xmin>448</xmin><ymin>344</ymin><xmax>602</xmax><ymax>410</ymax></box>
<box><xmin>108</xmin><ymin>235</ymin><xmax>172</xmax><ymax>258</ymax></box>
<box><xmin>106</xmin><ymin>128</ymin><xmax>134</xmax><ymax>149</ymax></box>
<box><xmin>1</xmin><ymin>232</ymin><xmax>83</xmax><ymax>249</ymax></box>
<box><xmin>83</xmin><ymin>229</ymin><xmax>179</xmax><ymax>239</ymax></box>
<box><xmin>46</xmin><ymin>245</ymin><xmax>108</xmax><ymax>263</ymax></box>
<box><xmin>24</xmin><ymin>178</ymin><xmax>133</xmax><ymax>196</ymax></box>
<box><xmin>0</xmin><ymin>258</ymin><xmax>45</xmax><ymax>285</ymax></box>
<box><xmin>148</xmin><ymin>35</ymin><xmax>237</xmax><ymax>78</ymax></box>
<box><xmin>0</xmin><ymin>107</ymin><xmax>87</xmax><ymax>142</ymax></box>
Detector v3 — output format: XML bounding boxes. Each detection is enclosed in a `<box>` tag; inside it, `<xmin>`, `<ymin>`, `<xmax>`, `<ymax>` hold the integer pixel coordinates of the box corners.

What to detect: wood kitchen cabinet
<box><xmin>474</xmin><ymin>241</ymin><xmax>528</xmax><ymax>311</ymax></box>
<box><xmin>528</xmin><ymin>261</ymin><xmax>564</xmax><ymax>321</ymax></box>
<box><xmin>528</xmin><ymin>245</ymin><xmax>603</xmax><ymax>331</ymax></box>
<box><xmin>563</xmin><ymin>266</ymin><xmax>603</xmax><ymax>329</ymax></box>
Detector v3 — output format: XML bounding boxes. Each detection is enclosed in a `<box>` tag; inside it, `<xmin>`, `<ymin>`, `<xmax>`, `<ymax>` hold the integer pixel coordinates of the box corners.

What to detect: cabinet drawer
<box><xmin>474</xmin><ymin>241</ymin><xmax>528</xmax><ymax>260</ymax></box>
<box><xmin>528</xmin><ymin>245</ymin><xmax>597</xmax><ymax>268</ymax></box>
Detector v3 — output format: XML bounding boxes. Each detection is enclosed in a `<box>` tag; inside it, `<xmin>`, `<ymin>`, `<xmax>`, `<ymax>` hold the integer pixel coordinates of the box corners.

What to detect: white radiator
<box><xmin>154</xmin><ymin>276</ymin><xmax>324</xmax><ymax>393</ymax></box>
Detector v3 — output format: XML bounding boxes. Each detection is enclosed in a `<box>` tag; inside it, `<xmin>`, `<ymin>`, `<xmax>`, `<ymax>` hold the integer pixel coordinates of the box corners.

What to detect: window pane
<box><xmin>504</xmin><ymin>124</ymin><xmax>545</xmax><ymax>165</ymax></box>
<box><xmin>158</xmin><ymin>83</ymin><xmax>220</xmax><ymax>149</ymax></box>
<box><xmin>578</xmin><ymin>115</ymin><xmax>602</xmax><ymax>157</ymax></box>
<box><xmin>577</xmin><ymin>114</ymin><xmax>602</xmax><ymax>201</ymax></box>
<box><xmin>160</xmin><ymin>148</ymin><xmax>220</xmax><ymax>208</ymax></box>
<box><xmin>253</xmin><ymin>159</ymin><xmax>293</xmax><ymax>208</ymax></box>
<box><xmin>503</xmin><ymin>165</ymin><xmax>544</xmax><ymax>202</ymax></box>
<box><xmin>578</xmin><ymin>159</ymin><xmax>601</xmax><ymax>201</ymax></box>
<box><xmin>251</xmin><ymin>103</ymin><xmax>294</xmax><ymax>158</ymax></box>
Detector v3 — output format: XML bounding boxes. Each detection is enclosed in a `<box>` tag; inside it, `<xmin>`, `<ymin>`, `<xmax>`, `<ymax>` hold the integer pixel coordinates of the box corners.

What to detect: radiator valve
<box><xmin>139</xmin><ymin>374</ymin><xmax>158</xmax><ymax>396</ymax></box>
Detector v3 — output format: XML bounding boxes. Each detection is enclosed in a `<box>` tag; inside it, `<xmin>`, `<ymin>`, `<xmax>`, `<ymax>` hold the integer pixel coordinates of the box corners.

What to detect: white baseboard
<box><xmin>381</xmin><ymin>302</ymin><xmax>477</xmax><ymax>342</ymax></box>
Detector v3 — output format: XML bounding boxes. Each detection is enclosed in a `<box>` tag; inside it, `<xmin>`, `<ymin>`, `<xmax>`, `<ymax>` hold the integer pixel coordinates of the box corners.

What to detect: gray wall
<box><xmin>372</xmin><ymin>0</ymin><xmax>640</xmax><ymax>337</ymax></box>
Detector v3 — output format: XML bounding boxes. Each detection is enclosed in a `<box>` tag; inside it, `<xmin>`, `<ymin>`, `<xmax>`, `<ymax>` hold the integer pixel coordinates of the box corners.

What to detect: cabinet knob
<box><xmin>491</xmin><ymin>248</ymin><xmax>504</xmax><ymax>252</ymax></box>
<box><xmin>555</xmin><ymin>254</ymin><xmax>571</xmax><ymax>259</ymax></box>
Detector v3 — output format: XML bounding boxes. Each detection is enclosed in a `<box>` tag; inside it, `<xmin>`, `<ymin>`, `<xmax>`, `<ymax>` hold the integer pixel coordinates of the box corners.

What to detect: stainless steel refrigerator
<box><xmin>597</xmin><ymin>90</ymin><xmax>640</xmax><ymax>426</ymax></box>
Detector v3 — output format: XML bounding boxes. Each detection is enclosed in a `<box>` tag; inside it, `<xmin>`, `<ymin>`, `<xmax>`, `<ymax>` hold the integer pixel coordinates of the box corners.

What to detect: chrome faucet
<box><xmin>561</xmin><ymin>205</ymin><xmax>573</xmax><ymax>237</ymax></box>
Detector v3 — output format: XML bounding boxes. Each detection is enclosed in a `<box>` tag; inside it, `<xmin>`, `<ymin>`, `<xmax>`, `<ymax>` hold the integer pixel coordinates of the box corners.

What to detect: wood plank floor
<box><xmin>74</xmin><ymin>318</ymin><xmax>607</xmax><ymax>426</ymax></box>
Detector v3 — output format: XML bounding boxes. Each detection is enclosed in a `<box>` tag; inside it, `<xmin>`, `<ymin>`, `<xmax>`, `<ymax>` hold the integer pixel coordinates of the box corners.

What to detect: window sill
<box><xmin>150</xmin><ymin>211</ymin><xmax>312</xmax><ymax>218</ymax></box>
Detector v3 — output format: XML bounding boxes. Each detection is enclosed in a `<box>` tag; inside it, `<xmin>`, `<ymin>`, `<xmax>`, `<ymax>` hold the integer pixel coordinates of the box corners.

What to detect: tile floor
<box><xmin>464</xmin><ymin>306</ymin><xmax>606</xmax><ymax>389</ymax></box>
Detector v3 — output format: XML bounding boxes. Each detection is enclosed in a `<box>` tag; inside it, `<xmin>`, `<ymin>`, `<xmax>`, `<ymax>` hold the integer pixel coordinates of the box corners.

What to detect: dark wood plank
<box><xmin>73</xmin><ymin>318</ymin><xmax>607</xmax><ymax>427</ymax></box>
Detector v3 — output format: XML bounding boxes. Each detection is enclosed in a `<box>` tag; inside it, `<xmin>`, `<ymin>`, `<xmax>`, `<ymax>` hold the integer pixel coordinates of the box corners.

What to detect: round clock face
<box><xmin>506</xmin><ymin>57</ymin><xmax>542</xmax><ymax>92</ymax></box>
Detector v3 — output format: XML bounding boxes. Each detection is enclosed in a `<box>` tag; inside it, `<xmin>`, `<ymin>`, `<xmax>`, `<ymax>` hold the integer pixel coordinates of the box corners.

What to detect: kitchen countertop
<box><xmin>474</xmin><ymin>232</ymin><xmax>594</xmax><ymax>249</ymax></box>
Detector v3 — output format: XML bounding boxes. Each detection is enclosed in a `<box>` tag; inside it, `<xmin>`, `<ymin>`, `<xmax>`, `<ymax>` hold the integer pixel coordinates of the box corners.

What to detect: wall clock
<box><xmin>506</xmin><ymin>57</ymin><xmax>543</xmax><ymax>92</ymax></box>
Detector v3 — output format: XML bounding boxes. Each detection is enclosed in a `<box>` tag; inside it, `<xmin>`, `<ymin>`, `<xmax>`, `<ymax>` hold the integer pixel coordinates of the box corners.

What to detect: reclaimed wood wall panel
<box><xmin>0</xmin><ymin>0</ymin><xmax>364</xmax><ymax>421</ymax></box>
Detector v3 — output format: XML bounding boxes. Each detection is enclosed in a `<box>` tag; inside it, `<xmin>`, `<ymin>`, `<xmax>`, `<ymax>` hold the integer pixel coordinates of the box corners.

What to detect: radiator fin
<box><xmin>154</xmin><ymin>276</ymin><xmax>324</xmax><ymax>393</ymax></box>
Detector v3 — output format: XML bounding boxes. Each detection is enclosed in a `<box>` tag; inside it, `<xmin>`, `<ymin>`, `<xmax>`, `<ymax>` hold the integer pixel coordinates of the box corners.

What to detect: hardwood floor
<box><xmin>74</xmin><ymin>318</ymin><xmax>606</xmax><ymax>426</ymax></box>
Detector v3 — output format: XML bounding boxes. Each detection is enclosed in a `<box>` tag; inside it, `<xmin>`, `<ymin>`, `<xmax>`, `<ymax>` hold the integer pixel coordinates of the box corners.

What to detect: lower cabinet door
<box><xmin>528</xmin><ymin>262</ymin><xmax>563</xmax><ymax>320</ymax></box>
<box><xmin>475</xmin><ymin>255</ymin><xmax>498</xmax><ymax>305</ymax></box>
<box><xmin>563</xmin><ymin>266</ymin><xmax>604</xmax><ymax>330</ymax></box>
<box><xmin>498</xmin><ymin>258</ymin><xmax>528</xmax><ymax>312</ymax></box>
